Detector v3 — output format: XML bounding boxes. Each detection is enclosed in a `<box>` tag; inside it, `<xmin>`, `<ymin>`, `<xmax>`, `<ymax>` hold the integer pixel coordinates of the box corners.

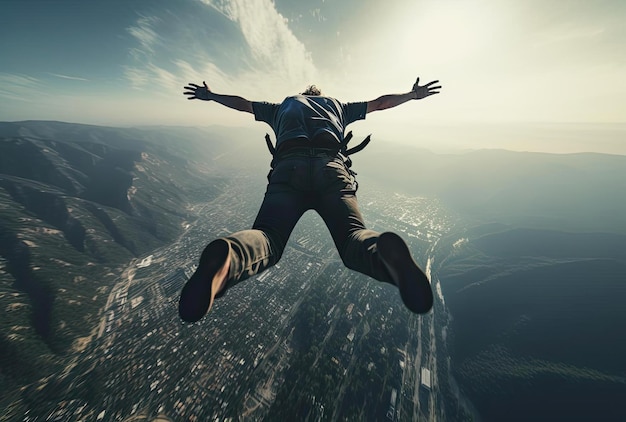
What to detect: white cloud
<box><xmin>48</xmin><ymin>73</ymin><xmax>89</xmax><ymax>82</ymax></box>
<box><xmin>127</xmin><ymin>14</ymin><xmax>161</xmax><ymax>60</ymax></box>
<box><xmin>243</xmin><ymin>2</ymin><xmax>310</xmax><ymax>72</ymax></box>
<box><xmin>0</xmin><ymin>73</ymin><xmax>40</xmax><ymax>86</ymax></box>
<box><xmin>123</xmin><ymin>0</ymin><xmax>318</xmax><ymax>103</ymax></box>
<box><xmin>0</xmin><ymin>73</ymin><xmax>44</xmax><ymax>102</ymax></box>
<box><xmin>199</xmin><ymin>0</ymin><xmax>317</xmax><ymax>92</ymax></box>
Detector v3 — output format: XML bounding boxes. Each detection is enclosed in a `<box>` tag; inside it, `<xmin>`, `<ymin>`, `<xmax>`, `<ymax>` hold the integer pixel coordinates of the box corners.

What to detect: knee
<box><xmin>263</xmin><ymin>229</ymin><xmax>288</xmax><ymax>263</ymax></box>
<box><xmin>341</xmin><ymin>256</ymin><xmax>361</xmax><ymax>273</ymax></box>
<box><xmin>338</xmin><ymin>245</ymin><xmax>362</xmax><ymax>272</ymax></box>
<box><xmin>337</xmin><ymin>230</ymin><xmax>378</xmax><ymax>272</ymax></box>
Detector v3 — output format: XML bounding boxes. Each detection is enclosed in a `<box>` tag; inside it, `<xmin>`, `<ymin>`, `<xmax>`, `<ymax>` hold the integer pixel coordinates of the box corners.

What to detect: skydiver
<box><xmin>179</xmin><ymin>77</ymin><xmax>441</xmax><ymax>322</ymax></box>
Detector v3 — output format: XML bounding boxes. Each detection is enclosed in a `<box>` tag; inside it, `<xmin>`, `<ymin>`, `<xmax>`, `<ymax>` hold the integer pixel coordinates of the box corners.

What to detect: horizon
<box><xmin>3</xmin><ymin>118</ymin><xmax>626</xmax><ymax>156</ymax></box>
<box><xmin>2</xmin><ymin>0</ymin><xmax>625</xmax><ymax>154</ymax></box>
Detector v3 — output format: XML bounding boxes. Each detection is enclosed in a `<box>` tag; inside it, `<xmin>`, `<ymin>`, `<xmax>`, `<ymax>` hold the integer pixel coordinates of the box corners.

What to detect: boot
<box><xmin>377</xmin><ymin>232</ymin><xmax>433</xmax><ymax>314</ymax></box>
<box><xmin>178</xmin><ymin>239</ymin><xmax>231</xmax><ymax>322</ymax></box>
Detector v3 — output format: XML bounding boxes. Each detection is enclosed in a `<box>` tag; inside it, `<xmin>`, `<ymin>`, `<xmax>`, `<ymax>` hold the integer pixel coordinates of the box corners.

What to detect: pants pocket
<box><xmin>267</xmin><ymin>158</ymin><xmax>307</xmax><ymax>192</ymax></box>
<box><xmin>320</xmin><ymin>159</ymin><xmax>357</xmax><ymax>193</ymax></box>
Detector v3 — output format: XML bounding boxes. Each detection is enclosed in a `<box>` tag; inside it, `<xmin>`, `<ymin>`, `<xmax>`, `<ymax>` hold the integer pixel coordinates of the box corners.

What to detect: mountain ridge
<box><xmin>356</xmin><ymin>140</ymin><xmax>626</xmax><ymax>233</ymax></box>
<box><xmin>0</xmin><ymin>120</ymin><xmax>226</xmax><ymax>397</ymax></box>
<box><xmin>437</xmin><ymin>223</ymin><xmax>626</xmax><ymax>421</ymax></box>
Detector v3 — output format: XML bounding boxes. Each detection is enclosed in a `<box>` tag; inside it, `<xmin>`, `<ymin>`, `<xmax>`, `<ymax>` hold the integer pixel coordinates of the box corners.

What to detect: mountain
<box><xmin>434</xmin><ymin>225</ymin><xmax>626</xmax><ymax>421</ymax></box>
<box><xmin>355</xmin><ymin>142</ymin><xmax>626</xmax><ymax>233</ymax></box>
<box><xmin>0</xmin><ymin>120</ymin><xmax>231</xmax><ymax>397</ymax></box>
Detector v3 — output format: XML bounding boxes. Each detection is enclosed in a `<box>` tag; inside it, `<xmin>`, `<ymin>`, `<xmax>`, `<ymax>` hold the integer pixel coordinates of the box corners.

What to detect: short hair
<box><xmin>302</xmin><ymin>85</ymin><xmax>322</xmax><ymax>96</ymax></box>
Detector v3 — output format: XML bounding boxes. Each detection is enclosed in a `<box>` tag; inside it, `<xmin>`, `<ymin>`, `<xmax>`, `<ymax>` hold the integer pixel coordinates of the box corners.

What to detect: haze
<box><xmin>1</xmin><ymin>0</ymin><xmax>625</xmax><ymax>154</ymax></box>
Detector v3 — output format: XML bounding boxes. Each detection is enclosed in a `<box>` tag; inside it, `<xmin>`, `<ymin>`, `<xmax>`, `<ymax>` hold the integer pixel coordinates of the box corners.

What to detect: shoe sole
<box><xmin>178</xmin><ymin>239</ymin><xmax>230</xmax><ymax>322</ymax></box>
<box><xmin>377</xmin><ymin>232</ymin><xmax>433</xmax><ymax>314</ymax></box>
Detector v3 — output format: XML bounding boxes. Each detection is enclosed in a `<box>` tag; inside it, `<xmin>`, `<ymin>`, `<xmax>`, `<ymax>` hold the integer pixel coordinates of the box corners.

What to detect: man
<box><xmin>179</xmin><ymin>77</ymin><xmax>441</xmax><ymax>323</ymax></box>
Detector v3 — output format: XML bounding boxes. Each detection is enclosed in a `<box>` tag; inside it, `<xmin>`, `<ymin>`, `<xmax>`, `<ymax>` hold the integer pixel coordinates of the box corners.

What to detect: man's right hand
<box><xmin>184</xmin><ymin>81</ymin><xmax>212</xmax><ymax>100</ymax></box>
<box><xmin>412</xmin><ymin>77</ymin><xmax>441</xmax><ymax>99</ymax></box>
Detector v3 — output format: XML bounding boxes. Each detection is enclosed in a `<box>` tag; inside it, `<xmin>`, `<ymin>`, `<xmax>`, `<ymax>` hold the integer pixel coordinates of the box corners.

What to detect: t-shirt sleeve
<box><xmin>252</xmin><ymin>101</ymin><xmax>279</xmax><ymax>125</ymax></box>
<box><xmin>342</xmin><ymin>101</ymin><xmax>367</xmax><ymax>125</ymax></box>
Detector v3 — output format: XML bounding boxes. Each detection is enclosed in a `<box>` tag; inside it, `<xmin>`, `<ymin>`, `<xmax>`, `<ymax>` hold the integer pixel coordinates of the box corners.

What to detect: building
<box><xmin>420</xmin><ymin>367</ymin><xmax>432</xmax><ymax>391</ymax></box>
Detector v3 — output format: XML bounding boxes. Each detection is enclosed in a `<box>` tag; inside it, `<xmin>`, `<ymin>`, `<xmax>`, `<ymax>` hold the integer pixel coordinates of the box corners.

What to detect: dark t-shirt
<box><xmin>252</xmin><ymin>95</ymin><xmax>367</xmax><ymax>148</ymax></box>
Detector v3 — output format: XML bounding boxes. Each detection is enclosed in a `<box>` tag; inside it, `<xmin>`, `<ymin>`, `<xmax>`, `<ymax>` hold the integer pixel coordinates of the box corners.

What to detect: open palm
<box><xmin>412</xmin><ymin>77</ymin><xmax>441</xmax><ymax>99</ymax></box>
<box><xmin>183</xmin><ymin>81</ymin><xmax>212</xmax><ymax>100</ymax></box>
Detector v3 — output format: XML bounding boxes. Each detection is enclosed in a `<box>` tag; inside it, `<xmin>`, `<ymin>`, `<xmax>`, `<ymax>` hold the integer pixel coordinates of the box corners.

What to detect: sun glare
<box><xmin>399</xmin><ymin>1</ymin><xmax>497</xmax><ymax>67</ymax></box>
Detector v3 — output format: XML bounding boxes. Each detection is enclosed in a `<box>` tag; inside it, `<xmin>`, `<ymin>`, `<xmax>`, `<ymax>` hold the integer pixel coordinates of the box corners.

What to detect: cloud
<box><xmin>127</xmin><ymin>14</ymin><xmax>161</xmax><ymax>60</ymax></box>
<box><xmin>48</xmin><ymin>73</ymin><xmax>89</xmax><ymax>82</ymax></box>
<box><xmin>207</xmin><ymin>0</ymin><xmax>316</xmax><ymax>81</ymax></box>
<box><xmin>0</xmin><ymin>73</ymin><xmax>93</xmax><ymax>122</ymax></box>
<box><xmin>0</xmin><ymin>73</ymin><xmax>44</xmax><ymax>102</ymax></box>
<box><xmin>123</xmin><ymin>0</ymin><xmax>317</xmax><ymax>100</ymax></box>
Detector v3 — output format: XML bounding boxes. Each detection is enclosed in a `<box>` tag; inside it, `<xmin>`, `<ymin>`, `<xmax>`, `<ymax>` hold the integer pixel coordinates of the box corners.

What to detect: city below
<box><xmin>22</xmin><ymin>177</ymin><xmax>462</xmax><ymax>421</ymax></box>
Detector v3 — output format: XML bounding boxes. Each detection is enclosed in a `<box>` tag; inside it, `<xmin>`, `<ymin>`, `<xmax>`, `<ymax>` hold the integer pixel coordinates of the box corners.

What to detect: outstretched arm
<box><xmin>184</xmin><ymin>81</ymin><xmax>254</xmax><ymax>113</ymax></box>
<box><xmin>366</xmin><ymin>77</ymin><xmax>441</xmax><ymax>113</ymax></box>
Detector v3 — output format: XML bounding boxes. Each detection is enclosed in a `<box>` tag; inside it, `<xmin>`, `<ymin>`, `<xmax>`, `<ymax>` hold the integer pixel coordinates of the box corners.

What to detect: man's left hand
<box><xmin>184</xmin><ymin>81</ymin><xmax>212</xmax><ymax>100</ymax></box>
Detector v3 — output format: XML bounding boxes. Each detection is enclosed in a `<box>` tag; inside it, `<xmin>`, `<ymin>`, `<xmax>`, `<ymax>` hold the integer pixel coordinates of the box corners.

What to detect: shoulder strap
<box><xmin>345</xmin><ymin>134</ymin><xmax>371</xmax><ymax>156</ymax></box>
<box><xmin>341</xmin><ymin>132</ymin><xmax>372</xmax><ymax>157</ymax></box>
<box><xmin>265</xmin><ymin>133</ymin><xmax>276</xmax><ymax>156</ymax></box>
<box><xmin>340</xmin><ymin>131</ymin><xmax>353</xmax><ymax>151</ymax></box>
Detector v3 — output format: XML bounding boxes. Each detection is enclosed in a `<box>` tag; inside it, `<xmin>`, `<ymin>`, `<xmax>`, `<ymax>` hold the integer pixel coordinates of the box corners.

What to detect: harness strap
<box><xmin>264</xmin><ymin>133</ymin><xmax>371</xmax><ymax>182</ymax></box>
<box><xmin>345</xmin><ymin>134</ymin><xmax>371</xmax><ymax>156</ymax></box>
<box><xmin>264</xmin><ymin>132</ymin><xmax>372</xmax><ymax>159</ymax></box>
<box><xmin>264</xmin><ymin>133</ymin><xmax>276</xmax><ymax>155</ymax></box>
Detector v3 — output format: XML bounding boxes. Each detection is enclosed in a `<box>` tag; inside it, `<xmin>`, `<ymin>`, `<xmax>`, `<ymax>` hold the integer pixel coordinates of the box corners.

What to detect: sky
<box><xmin>1</xmin><ymin>0</ymin><xmax>625</xmax><ymax>153</ymax></box>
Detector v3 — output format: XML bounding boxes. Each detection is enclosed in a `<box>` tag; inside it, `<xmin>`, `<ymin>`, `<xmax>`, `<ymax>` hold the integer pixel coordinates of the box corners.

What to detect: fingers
<box><xmin>183</xmin><ymin>82</ymin><xmax>205</xmax><ymax>100</ymax></box>
<box><xmin>423</xmin><ymin>87</ymin><xmax>441</xmax><ymax>95</ymax></box>
<box><xmin>183</xmin><ymin>87</ymin><xmax>198</xmax><ymax>98</ymax></box>
<box><xmin>414</xmin><ymin>79</ymin><xmax>441</xmax><ymax>89</ymax></box>
<box><xmin>412</xmin><ymin>77</ymin><xmax>442</xmax><ymax>98</ymax></box>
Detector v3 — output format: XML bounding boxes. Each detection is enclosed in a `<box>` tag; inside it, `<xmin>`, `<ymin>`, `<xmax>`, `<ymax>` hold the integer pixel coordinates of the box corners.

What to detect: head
<box><xmin>301</xmin><ymin>84</ymin><xmax>322</xmax><ymax>96</ymax></box>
